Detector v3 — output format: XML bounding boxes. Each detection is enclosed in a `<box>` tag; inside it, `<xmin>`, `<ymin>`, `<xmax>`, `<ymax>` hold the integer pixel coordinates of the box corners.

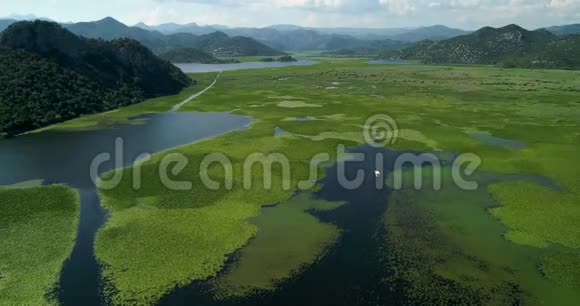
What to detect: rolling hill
<box><xmin>0</xmin><ymin>21</ymin><xmax>191</xmax><ymax>136</ymax></box>
<box><xmin>390</xmin><ymin>25</ymin><xmax>471</xmax><ymax>42</ymax></box>
<box><xmin>383</xmin><ymin>24</ymin><xmax>580</xmax><ymax>69</ymax></box>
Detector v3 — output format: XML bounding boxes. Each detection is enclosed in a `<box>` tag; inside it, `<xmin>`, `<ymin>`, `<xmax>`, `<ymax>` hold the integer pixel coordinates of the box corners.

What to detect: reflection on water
<box><xmin>0</xmin><ymin>112</ymin><xmax>252</xmax><ymax>306</ymax></box>
<box><xmin>175</xmin><ymin>60</ymin><xmax>318</xmax><ymax>73</ymax></box>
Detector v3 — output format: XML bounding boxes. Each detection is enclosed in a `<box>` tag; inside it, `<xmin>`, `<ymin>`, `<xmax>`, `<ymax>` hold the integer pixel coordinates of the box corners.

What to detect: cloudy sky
<box><xmin>1</xmin><ymin>0</ymin><xmax>578</xmax><ymax>29</ymax></box>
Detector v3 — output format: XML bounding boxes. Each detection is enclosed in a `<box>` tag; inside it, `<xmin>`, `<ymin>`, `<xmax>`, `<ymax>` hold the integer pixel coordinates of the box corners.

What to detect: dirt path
<box><xmin>171</xmin><ymin>72</ymin><xmax>222</xmax><ymax>112</ymax></box>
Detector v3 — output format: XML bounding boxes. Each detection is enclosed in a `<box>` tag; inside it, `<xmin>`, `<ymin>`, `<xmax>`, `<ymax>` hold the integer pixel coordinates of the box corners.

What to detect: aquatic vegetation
<box><xmin>7</xmin><ymin>59</ymin><xmax>576</xmax><ymax>304</ymax></box>
<box><xmin>384</xmin><ymin>168</ymin><xmax>580</xmax><ymax>305</ymax></box>
<box><xmin>96</xmin><ymin>198</ymin><xmax>260</xmax><ymax>305</ymax></box>
<box><xmin>540</xmin><ymin>252</ymin><xmax>580</xmax><ymax>288</ymax></box>
<box><xmin>215</xmin><ymin>193</ymin><xmax>344</xmax><ymax>297</ymax></box>
<box><xmin>95</xmin><ymin>120</ymin><xmax>349</xmax><ymax>304</ymax></box>
<box><xmin>0</xmin><ymin>185</ymin><xmax>79</xmax><ymax>305</ymax></box>
<box><xmin>489</xmin><ymin>181</ymin><xmax>580</xmax><ymax>249</ymax></box>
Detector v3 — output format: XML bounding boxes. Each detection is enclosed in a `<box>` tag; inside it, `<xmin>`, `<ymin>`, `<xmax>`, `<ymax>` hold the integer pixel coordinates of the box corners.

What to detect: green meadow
<box><xmin>0</xmin><ymin>184</ymin><xmax>79</xmax><ymax>305</ymax></box>
<box><xmin>1</xmin><ymin>59</ymin><xmax>579</xmax><ymax>305</ymax></box>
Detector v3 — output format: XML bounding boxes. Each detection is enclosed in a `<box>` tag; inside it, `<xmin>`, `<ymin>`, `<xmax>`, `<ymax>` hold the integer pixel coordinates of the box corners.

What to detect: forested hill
<box><xmin>0</xmin><ymin>21</ymin><xmax>191</xmax><ymax>137</ymax></box>
<box><xmin>382</xmin><ymin>24</ymin><xmax>580</xmax><ymax>69</ymax></box>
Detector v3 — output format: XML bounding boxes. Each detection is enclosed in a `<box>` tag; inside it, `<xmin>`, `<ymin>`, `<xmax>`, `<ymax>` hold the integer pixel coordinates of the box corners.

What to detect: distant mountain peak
<box><xmin>266</xmin><ymin>24</ymin><xmax>303</xmax><ymax>31</ymax></box>
<box><xmin>501</xmin><ymin>24</ymin><xmax>526</xmax><ymax>32</ymax></box>
<box><xmin>422</xmin><ymin>25</ymin><xmax>449</xmax><ymax>29</ymax></box>
<box><xmin>96</xmin><ymin>17</ymin><xmax>124</xmax><ymax>26</ymax></box>
<box><xmin>206</xmin><ymin>31</ymin><xmax>229</xmax><ymax>38</ymax></box>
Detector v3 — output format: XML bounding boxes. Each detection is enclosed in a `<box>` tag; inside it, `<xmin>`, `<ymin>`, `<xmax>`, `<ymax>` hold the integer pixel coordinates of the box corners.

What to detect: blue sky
<box><xmin>1</xmin><ymin>0</ymin><xmax>578</xmax><ymax>29</ymax></box>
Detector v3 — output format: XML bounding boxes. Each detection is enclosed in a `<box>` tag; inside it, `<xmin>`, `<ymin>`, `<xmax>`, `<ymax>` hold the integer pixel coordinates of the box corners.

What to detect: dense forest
<box><xmin>259</xmin><ymin>55</ymin><xmax>298</xmax><ymax>62</ymax></box>
<box><xmin>0</xmin><ymin>21</ymin><xmax>191</xmax><ymax>137</ymax></box>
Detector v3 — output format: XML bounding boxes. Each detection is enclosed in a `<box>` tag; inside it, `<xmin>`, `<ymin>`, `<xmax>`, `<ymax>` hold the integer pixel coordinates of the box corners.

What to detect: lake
<box><xmin>0</xmin><ymin>111</ymin><xmax>253</xmax><ymax>306</ymax></box>
<box><xmin>175</xmin><ymin>60</ymin><xmax>318</xmax><ymax>73</ymax></box>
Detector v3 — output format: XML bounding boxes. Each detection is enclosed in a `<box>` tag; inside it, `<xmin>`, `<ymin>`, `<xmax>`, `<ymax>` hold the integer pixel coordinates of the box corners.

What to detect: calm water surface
<box><xmin>176</xmin><ymin>60</ymin><xmax>318</xmax><ymax>73</ymax></box>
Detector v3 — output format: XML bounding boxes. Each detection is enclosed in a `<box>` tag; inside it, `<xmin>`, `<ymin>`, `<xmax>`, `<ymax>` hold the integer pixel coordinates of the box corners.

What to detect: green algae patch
<box><xmin>0</xmin><ymin>185</ymin><xmax>79</xmax><ymax>305</ymax></box>
<box><xmin>215</xmin><ymin>193</ymin><xmax>344</xmax><ymax>297</ymax></box>
<box><xmin>96</xmin><ymin>199</ymin><xmax>259</xmax><ymax>305</ymax></box>
<box><xmin>489</xmin><ymin>181</ymin><xmax>580</xmax><ymax>249</ymax></box>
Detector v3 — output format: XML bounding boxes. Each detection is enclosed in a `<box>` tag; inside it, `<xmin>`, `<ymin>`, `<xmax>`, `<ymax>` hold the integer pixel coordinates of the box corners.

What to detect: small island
<box><xmin>260</xmin><ymin>55</ymin><xmax>298</xmax><ymax>63</ymax></box>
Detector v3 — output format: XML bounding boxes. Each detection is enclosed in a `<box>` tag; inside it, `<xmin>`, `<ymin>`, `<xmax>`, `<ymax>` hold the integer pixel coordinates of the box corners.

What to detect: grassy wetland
<box><xmin>1</xmin><ymin>58</ymin><xmax>579</xmax><ymax>305</ymax></box>
<box><xmin>0</xmin><ymin>184</ymin><xmax>79</xmax><ymax>305</ymax></box>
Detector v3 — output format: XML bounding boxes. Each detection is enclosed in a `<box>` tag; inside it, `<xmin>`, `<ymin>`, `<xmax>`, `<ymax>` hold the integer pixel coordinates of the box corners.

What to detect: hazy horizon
<box><xmin>1</xmin><ymin>0</ymin><xmax>578</xmax><ymax>30</ymax></box>
<box><xmin>0</xmin><ymin>13</ymin><xmax>577</xmax><ymax>32</ymax></box>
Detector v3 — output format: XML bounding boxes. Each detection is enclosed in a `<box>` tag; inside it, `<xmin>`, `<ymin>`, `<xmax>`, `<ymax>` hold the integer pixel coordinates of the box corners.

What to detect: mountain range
<box><xmin>0</xmin><ymin>17</ymin><xmax>284</xmax><ymax>56</ymax></box>
<box><xmin>134</xmin><ymin>23</ymin><xmax>468</xmax><ymax>51</ymax></box>
<box><xmin>136</xmin><ymin>22</ymin><xmax>468</xmax><ymax>42</ymax></box>
<box><xmin>64</xmin><ymin>17</ymin><xmax>284</xmax><ymax>56</ymax></box>
<box><xmin>2</xmin><ymin>17</ymin><xmax>580</xmax><ymax>55</ymax></box>
<box><xmin>383</xmin><ymin>24</ymin><xmax>580</xmax><ymax>69</ymax></box>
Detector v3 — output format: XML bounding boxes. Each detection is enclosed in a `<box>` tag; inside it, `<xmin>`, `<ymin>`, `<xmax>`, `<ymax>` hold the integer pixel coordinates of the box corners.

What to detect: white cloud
<box><xmin>128</xmin><ymin>0</ymin><xmax>580</xmax><ymax>29</ymax></box>
<box><xmin>379</xmin><ymin>0</ymin><xmax>417</xmax><ymax>14</ymax></box>
<box><xmin>548</xmin><ymin>0</ymin><xmax>579</xmax><ymax>15</ymax></box>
